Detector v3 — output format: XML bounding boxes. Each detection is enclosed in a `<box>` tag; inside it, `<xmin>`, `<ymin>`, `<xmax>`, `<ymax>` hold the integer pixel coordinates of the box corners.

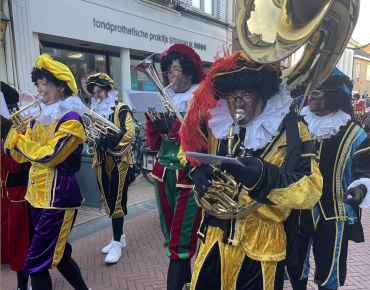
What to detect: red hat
<box><xmin>161</xmin><ymin>44</ymin><xmax>206</xmax><ymax>84</ymax></box>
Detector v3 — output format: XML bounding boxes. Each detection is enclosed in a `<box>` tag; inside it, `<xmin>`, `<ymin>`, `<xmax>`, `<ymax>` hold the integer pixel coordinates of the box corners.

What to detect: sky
<box><xmin>351</xmin><ymin>1</ymin><xmax>370</xmax><ymax>45</ymax></box>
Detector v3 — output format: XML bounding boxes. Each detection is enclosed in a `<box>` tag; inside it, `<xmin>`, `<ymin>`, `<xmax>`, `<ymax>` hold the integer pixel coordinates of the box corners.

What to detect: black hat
<box><xmin>317</xmin><ymin>68</ymin><xmax>353</xmax><ymax>99</ymax></box>
<box><xmin>1</xmin><ymin>82</ymin><xmax>19</xmax><ymax>106</ymax></box>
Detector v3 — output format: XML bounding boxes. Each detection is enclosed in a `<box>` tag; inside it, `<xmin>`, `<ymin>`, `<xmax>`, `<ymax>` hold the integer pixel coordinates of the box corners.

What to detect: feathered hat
<box><xmin>180</xmin><ymin>49</ymin><xmax>281</xmax><ymax>165</ymax></box>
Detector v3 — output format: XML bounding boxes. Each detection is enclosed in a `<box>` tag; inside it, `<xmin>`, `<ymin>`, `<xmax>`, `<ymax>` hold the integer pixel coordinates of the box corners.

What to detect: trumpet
<box><xmin>9</xmin><ymin>99</ymin><xmax>42</xmax><ymax>134</ymax></box>
<box><xmin>132</xmin><ymin>53</ymin><xmax>183</xmax><ymax>142</ymax></box>
<box><xmin>194</xmin><ymin>109</ymin><xmax>262</xmax><ymax>220</ymax></box>
<box><xmin>78</xmin><ymin>96</ymin><xmax>131</xmax><ymax>157</ymax></box>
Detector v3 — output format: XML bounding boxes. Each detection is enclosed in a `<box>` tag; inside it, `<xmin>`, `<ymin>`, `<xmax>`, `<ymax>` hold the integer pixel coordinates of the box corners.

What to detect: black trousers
<box><xmin>286</xmin><ymin>209</ymin><xmax>349</xmax><ymax>289</ymax></box>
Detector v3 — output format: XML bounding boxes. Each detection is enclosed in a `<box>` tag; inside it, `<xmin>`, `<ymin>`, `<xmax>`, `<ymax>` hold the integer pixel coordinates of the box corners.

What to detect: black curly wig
<box><xmin>86</xmin><ymin>83</ymin><xmax>111</xmax><ymax>94</ymax></box>
<box><xmin>213</xmin><ymin>67</ymin><xmax>282</xmax><ymax>100</ymax></box>
<box><xmin>31</xmin><ymin>67</ymin><xmax>73</xmax><ymax>97</ymax></box>
<box><xmin>324</xmin><ymin>89</ymin><xmax>354</xmax><ymax>117</ymax></box>
<box><xmin>160</xmin><ymin>51</ymin><xmax>197</xmax><ymax>84</ymax></box>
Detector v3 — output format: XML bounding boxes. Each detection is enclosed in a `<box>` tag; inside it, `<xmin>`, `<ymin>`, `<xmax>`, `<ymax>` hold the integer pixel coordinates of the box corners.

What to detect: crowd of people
<box><xmin>1</xmin><ymin>43</ymin><xmax>370</xmax><ymax>290</ymax></box>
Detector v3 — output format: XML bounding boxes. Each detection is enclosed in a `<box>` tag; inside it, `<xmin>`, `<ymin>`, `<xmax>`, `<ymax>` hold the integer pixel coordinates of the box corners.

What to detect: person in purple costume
<box><xmin>1</xmin><ymin>54</ymin><xmax>91</xmax><ymax>290</ymax></box>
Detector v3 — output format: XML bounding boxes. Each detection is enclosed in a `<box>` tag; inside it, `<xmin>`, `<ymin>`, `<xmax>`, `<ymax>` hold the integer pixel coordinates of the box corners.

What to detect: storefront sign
<box><xmin>93</xmin><ymin>18</ymin><xmax>207</xmax><ymax>51</ymax></box>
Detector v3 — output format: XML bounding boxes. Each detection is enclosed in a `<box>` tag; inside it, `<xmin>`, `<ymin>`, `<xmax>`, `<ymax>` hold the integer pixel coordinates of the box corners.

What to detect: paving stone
<box><xmin>1</xmin><ymin>209</ymin><xmax>369</xmax><ymax>289</ymax></box>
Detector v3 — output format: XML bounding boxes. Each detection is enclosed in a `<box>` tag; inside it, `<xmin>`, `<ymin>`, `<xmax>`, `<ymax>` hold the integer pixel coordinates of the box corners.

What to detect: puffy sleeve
<box><xmin>95</xmin><ymin>105</ymin><xmax>135</xmax><ymax>151</ymax></box>
<box><xmin>4</xmin><ymin>112</ymin><xmax>86</xmax><ymax>169</ymax></box>
<box><xmin>249</xmin><ymin>122</ymin><xmax>323</xmax><ymax>209</ymax></box>
<box><xmin>145</xmin><ymin>113</ymin><xmax>161</xmax><ymax>151</ymax></box>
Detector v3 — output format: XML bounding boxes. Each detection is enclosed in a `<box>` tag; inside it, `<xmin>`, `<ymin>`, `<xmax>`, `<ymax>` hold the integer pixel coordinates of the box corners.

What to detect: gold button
<box><xmin>175</xmin><ymin>142</ymin><xmax>178</xmax><ymax>145</ymax></box>
<box><xmin>33</xmin><ymin>169</ymin><xmax>36</xmax><ymax>172</ymax></box>
<box><xmin>172</xmin><ymin>153</ymin><xmax>175</xmax><ymax>156</ymax></box>
<box><xmin>170</xmin><ymin>163</ymin><xmax>173</xmax><ymax>166</ymax></box>
<box><xmin>31</xmin><ymin>181</ymin><xmax>35</xmax><ymax>184</ymax></box>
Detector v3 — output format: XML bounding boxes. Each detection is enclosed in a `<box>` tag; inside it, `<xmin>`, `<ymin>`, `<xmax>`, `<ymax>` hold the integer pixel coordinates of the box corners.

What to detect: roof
<box><xmin>362</xmin><ymin>44</ymin><xmax>370</xmax><ymax>55</ymax></box>
<box><xmin>353</xmin><ymin>48</ymin><xmax>370</xmax><ymax>60</ymax></box>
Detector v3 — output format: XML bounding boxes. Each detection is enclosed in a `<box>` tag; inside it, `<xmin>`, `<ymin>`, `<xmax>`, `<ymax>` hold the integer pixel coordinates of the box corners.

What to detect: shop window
<box><xmin>367</xmin><ymin>64</ymin><xmax>370</xmax><ymax>81</ymax></box>
<box><xmin>41</xmin><ymin>46</ymin><xmax>107</xmax><ymax>105</ymax></box>
<box><xmin>129</xmin><ymin>58</ymin><xmax>163</xmax><ymax>92</ymax></box>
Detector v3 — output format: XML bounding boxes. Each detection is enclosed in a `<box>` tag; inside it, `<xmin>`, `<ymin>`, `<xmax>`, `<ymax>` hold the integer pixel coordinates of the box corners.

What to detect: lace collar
<box><xmin>208</xmin><ymin>81</ymin><xmax>292</xmax><ymax>151</ymax></box>
<box><xmin>300</xmin><ymin>106</ymin><xmax>351</xmax><ymax>140</ymax></box>
<box><xmin>166</xmin><ymin>84</ymin><xmax>198</xmax><ymax>112</ymax></box>
<box><xmin>20</xmin><ymin>95</ymin><xmax>87</xmax><ymax>126</ymax></box>
<box><xmin>91</xmin><ymin>90</ymin><xmax>118</xmax><ymax>119</ymax></box>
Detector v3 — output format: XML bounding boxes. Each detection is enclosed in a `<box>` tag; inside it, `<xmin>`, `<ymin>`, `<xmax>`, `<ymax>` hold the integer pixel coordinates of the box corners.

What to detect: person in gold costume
<box><xmin>180</xmin><ymin>50</ymin><xmax>323</xmax><ymax>290</ymax></box>
<box><xmin>1</xmin><ymin>54</ymin><xmax>89</xmax><ymax>290</ymax></box>
<box><xmin>86</xmin><ymin>73</ymin><xmax>135</xmax><ymax>264</ymax></box>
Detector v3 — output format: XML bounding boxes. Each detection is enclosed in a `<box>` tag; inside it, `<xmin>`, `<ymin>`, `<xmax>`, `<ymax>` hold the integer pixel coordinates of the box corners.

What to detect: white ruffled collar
<box><xmin>208</xmin><ymin>81</ymin><xmax>292</xmax><ymax>151</ymax></box>
<box><xmin>166</xmin><ymin>84</ymin><xmax>198</xmax><ymax>112</ymax></box>
<box><xmin>91</xmin><ymin>90</ymin><xmax>118</xmax><ymax>119</ymax></box>
<box><xmin>20</xmin><ymin>96</ymin><xmax>87</xmax><ymax>126</ymax></box>
<box><xmin>300</xmin><ymin>106</ymin><xmax>351</xmax><ymax>140</ymax></box>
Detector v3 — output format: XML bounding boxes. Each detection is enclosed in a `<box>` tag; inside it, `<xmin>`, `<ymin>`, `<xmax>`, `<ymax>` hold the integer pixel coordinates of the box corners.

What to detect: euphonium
<box><xmin>9</xmin><ymin>99</ymin><xmax>42</xmax><ymax>134</ymax></box>
<box><xmin>194</xmin><ymin>0</ymin><xmax>359</xmax><ymax>219</ymax></box>
<box><xmin>78</xmin><ymin>96</ymin><xmax>131</xmax><ymax>157</ymax></box>
<box><xmin>132</xmin><ymin>53</ymin><xmax>183</xmax><ymax>142</ymax></box>
<box><xmin>193</xmin><ymin>109</ymin><xmax>262</xmax><ymax>220</ymax></box>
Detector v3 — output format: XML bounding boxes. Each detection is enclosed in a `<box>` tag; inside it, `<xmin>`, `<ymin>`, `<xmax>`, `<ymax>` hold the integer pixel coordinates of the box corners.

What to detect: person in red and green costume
<box><xmin>145</xmin><ymin>44</ymin><xmax>205</xmax><ymax>290</ymax></box>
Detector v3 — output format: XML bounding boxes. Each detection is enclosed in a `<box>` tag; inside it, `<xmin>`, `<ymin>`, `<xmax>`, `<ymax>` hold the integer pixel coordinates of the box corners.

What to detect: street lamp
<box><xmin>1</xmin><ymin>11</ymin><xmax>10</xmax><ymax>42</ymax></box>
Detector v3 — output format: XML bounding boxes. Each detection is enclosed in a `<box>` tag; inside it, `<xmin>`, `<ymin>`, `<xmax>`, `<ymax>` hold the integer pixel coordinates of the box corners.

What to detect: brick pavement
<box><xmin>1</xmin><ymin>209</ymin><xmax>370</xmax><ymax>290</ymax></box>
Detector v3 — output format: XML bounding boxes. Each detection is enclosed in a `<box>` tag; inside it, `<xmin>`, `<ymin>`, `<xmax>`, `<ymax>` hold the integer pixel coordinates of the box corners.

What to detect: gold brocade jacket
<box><xmin>4</xmin><ymin>112</ymin><xmax>86</xmax><ymax>209</ymax></box>
<box><xmin>92</xmin><ymin>102</ymin><xmax>135</xmax><ymax>168</ymax></box>
<box><xmin>184</xmin><ymin>120</ymin><xmax>323</xmax><ymax>262</ymax></box>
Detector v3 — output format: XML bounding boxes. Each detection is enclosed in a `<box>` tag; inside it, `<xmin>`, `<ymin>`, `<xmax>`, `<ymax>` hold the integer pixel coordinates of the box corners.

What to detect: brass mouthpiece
<box><xmin>234</xmin><ymin>109</ymin><xmax>246</xmax><ymax>122</ymax></box>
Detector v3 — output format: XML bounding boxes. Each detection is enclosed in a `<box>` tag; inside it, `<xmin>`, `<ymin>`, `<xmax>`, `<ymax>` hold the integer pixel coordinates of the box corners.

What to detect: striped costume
<box><xmin>146</xmin><ymin>86</ymin><xmax>202</xmax><ymax>260</ymax></box>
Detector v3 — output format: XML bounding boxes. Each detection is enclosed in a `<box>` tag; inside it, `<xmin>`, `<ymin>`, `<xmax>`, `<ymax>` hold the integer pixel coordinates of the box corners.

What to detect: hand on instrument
<box><xmin>191</xmin><ymin>164</ymin><xmax>221</xmax><ymax>197</ymax></box>
<box><xmin>1</xmin><ymin>116</ymin><xmax>12</xmax><ymax>140</ymax></box>
<box><xmin>343</xmin><ymin>184</ymin><xmax>367</xmax><ymax>207</ymax></box>
<box><xmin>153</xmin><ymin>117</ymin><xmax>175</xmax><ymax>134</ymax></box>
<box><xmin>220</xmin><ymin>157</ymin><xmax>263</xmax><ymax>189</ymax></box>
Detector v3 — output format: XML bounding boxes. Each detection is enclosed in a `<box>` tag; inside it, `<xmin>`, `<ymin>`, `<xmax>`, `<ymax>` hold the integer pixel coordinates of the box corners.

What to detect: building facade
<box><xmin>1</xmin><ymin>0</ymin><xmax>234</xmax><ymax>106</ymax></box>
<box><xmin>352</xmin><ymin>49</ymin><xmax>370</xmax><ymax>95</ymax></box>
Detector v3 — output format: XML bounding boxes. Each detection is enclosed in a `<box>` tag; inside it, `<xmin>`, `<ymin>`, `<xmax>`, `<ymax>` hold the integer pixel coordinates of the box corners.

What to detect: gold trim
<box><xmin>58</xmin><ymin>128</ymin><xmax>85</xmax><ymax>141</ymax></box>
<box><xmin>321</xmin><ymin>222</ymin><xmax>339</xmax><ymax>286</ymax></box>
<box><xmin>353</xmin><ymin>146</ymin><xmax>370</xmax><ymax>157</ymax></box>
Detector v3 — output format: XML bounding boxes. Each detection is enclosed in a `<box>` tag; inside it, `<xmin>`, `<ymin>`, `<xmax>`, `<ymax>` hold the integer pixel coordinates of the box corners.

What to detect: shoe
<box><xmin>105</xmin><ymin>241</ymin><xmax>122</xmax><ymax>263</ymax></box>
<box><xmin>102</xmin><ymin>234</ymin><xmax>126</xmax><ymax>253</ymax></box>
<box><xmin>102</xmin><ymin>238</ymin><xmax>113</xmax><ymax>254</ymax></box>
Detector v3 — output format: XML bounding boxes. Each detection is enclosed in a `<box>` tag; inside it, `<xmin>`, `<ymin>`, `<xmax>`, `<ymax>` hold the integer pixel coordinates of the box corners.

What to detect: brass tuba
<box><xmin>9</xmin><ymin>100</ymin><xmax>42</xmax><ymax>134</ymax></box>
<box><xmin>132</xmin><ymin>53</ymin><xmax>183</xmax><ymax>142</ymax></box>
<box><xmin>78</xmin><ymin>96</ymin><xmax>131</xmax><ymax>157</ymax></box>
<box><xmin>195</xmin><ymin>0</ymin><xmax>360</xmax><ymax>219</ymax></box>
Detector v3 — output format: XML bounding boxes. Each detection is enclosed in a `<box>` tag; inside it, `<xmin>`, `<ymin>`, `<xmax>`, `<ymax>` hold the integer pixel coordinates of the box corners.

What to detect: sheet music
<box><xmin>185</xmin><ymin>152</ymin><xmax>244</xmax><ymax>166</ymax></box>
<box><xmin>126</xmin><ymin>90</ymin><xmax>165</xmax><ymax>112</ymax></box>
<box><xmin>1</xmin><ymin>92</ymin><xmax>10</xmax><ymax>118</ymax></box>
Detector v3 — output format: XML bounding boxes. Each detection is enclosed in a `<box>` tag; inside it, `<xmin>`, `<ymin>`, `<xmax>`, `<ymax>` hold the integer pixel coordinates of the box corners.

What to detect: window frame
<box><xmin>356</xmin><ymin>64</ymin><xmax>361</xmax><ymax>78</ymax></box>
<box><xmin>366</xmin><ymin>64</ymin><xmax>370</xmax><ymax>81</ymax></box>
<box><xmin>192</xmin><ymin>0</ymin><xmax>217</xmax><ymax>16</ymax></box>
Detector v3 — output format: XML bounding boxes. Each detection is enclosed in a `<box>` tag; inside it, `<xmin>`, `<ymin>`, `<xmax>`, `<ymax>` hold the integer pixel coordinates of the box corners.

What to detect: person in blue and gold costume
<box><xmin>86</xmin><ymin>73</ymin><xmax>135</xmax><ymax>264</ymax></box>
<box><xmin>1</xmin><ymin>54</ymin><xmax>90</xmax><ymax>290</ymax></box>
<box><xmin>286</xmin><ymin>69</ymin><xmax>370</xmax><ymax>290</ymax></box>
<box><xmin>180</xmin><ymin>50</ymin><xmax>323</xmax><ymax>290</ymax></box>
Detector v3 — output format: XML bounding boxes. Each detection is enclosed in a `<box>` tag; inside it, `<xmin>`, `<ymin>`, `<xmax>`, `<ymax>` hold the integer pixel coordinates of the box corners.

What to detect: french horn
<box><xmin>195</xmin><ymin>0</ymin><xmax>360</xmax><ymax>219</ymax></box>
